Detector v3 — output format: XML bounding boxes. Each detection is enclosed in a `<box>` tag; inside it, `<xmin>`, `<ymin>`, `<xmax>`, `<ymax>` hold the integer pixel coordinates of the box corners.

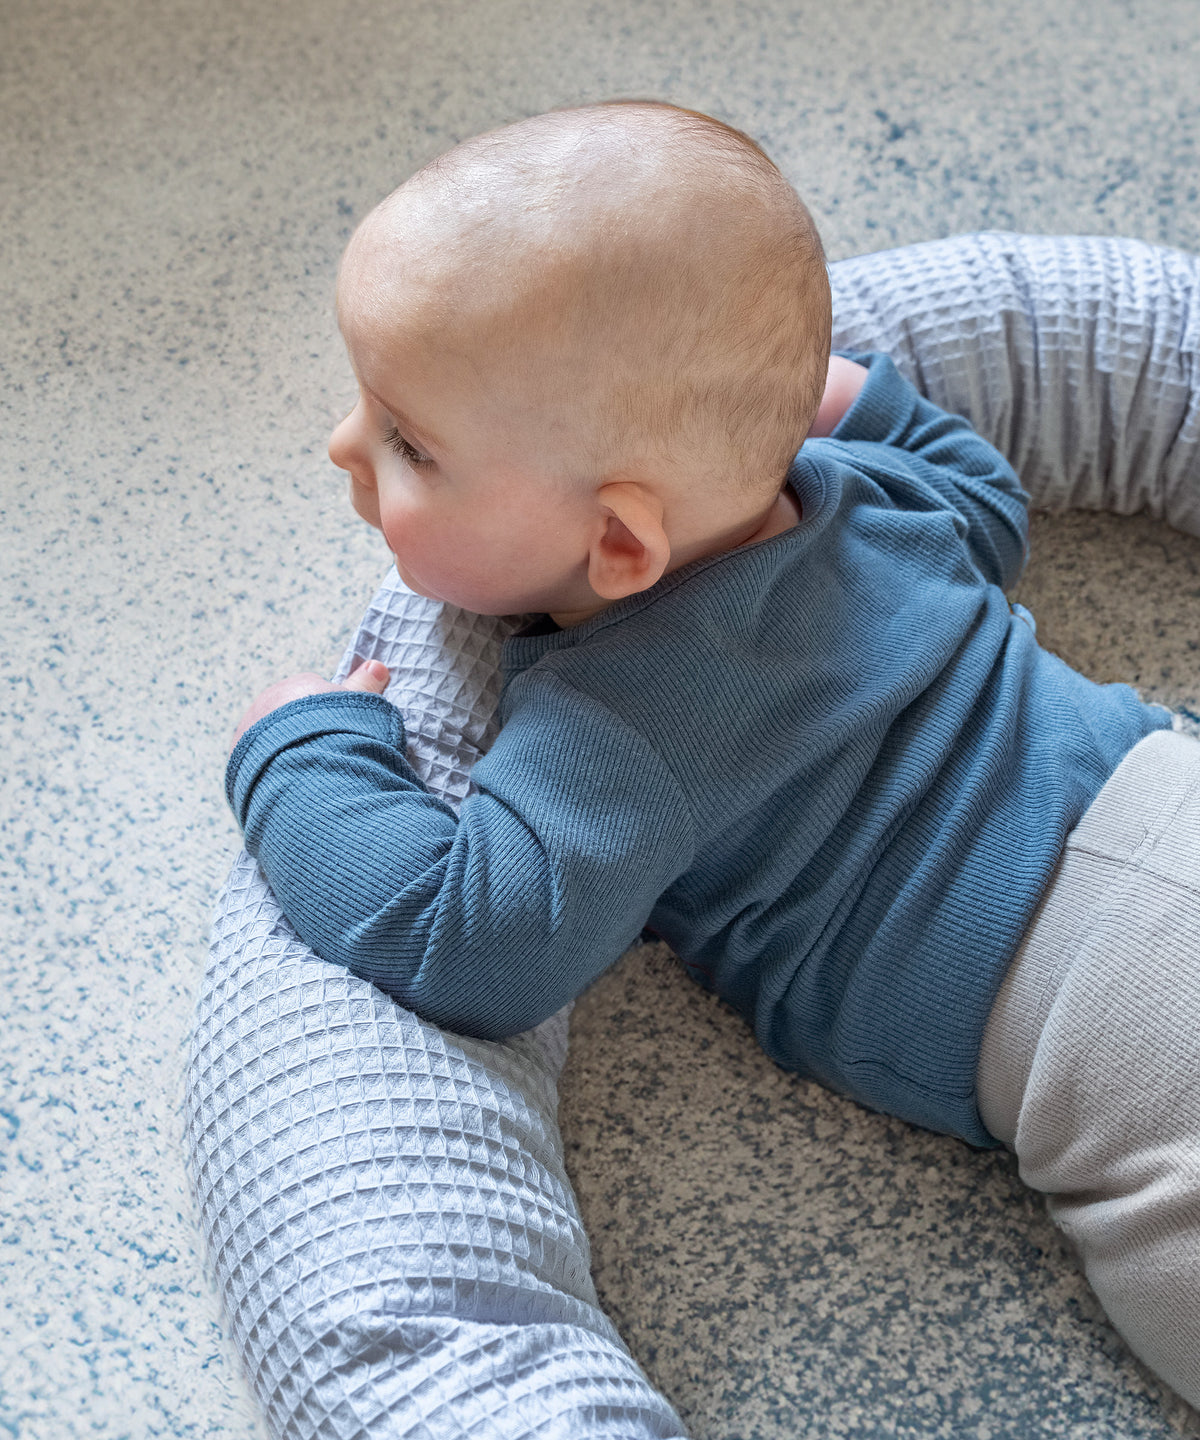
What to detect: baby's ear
<box><xmin>587</xmin><ymin>482</ymin><xmax>672</xmax><ymax>602</ymax></box>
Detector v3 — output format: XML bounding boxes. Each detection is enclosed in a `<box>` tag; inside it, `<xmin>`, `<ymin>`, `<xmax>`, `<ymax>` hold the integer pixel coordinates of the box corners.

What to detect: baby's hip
<box><xmin>977</xmin><ymin>726</ymin><xmax>1200</xmax><ymax>1146</ymax></box>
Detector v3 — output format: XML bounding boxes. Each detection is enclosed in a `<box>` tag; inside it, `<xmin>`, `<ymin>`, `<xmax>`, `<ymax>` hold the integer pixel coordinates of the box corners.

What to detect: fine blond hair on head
<box><xmin>353</xmin><ymin>100</ymin><xmax>832</xmax><ymax>494</ymax></box>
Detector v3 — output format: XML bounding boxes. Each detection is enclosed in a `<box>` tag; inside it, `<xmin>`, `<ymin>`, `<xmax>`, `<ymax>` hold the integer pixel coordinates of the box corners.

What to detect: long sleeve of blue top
<box><xmin>228</xmin><ymin>676</ymin><xmax>696</xmax><ymax>1037</ymax></box>
<box><xmin>227</xmin><ymin>354</ymin><xmax>1169</xmax><ymax>1144</ymax></box>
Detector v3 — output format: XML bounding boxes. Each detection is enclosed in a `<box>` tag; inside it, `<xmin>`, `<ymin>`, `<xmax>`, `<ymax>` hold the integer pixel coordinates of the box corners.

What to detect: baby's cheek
<box><xmin>349</xmin><ymin>478</ymin><xmax>382</xmax><ymax>530</ymax></box>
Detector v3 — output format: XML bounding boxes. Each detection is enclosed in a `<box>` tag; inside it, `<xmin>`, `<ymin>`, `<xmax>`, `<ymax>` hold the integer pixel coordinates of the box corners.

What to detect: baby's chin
<box><xmin>392</xmin><ymin>556</ymin><xmax>530</xmax><ymax>617</ymax></box>
<box><xmin>393</xmin><ymin>557</ymin><xmax>450</xmax><ymax>606</ymax></box>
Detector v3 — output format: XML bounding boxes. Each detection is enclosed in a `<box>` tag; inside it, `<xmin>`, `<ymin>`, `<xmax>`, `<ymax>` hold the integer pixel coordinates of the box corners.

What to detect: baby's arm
<box><xmin>808</xmin><ymin>355</ymin><xmax>869</xmax><ymax>438</ymax></box>
<box><xmin>816</xmin><ymin>352</ymin><xmax>1030</xmax><ymax>592</ymax></box>
<box><xmin>226</xmin><ymin>676</ymin><xmax>694</xmax><ymax>1036</ymax></box>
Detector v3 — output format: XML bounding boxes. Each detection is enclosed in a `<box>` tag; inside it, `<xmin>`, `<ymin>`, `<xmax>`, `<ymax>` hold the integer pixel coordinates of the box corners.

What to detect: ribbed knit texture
<box><xmin>227</xmin><ymin>353</ymin><xmax>1169</xmax><ymax>1146</ymax></box>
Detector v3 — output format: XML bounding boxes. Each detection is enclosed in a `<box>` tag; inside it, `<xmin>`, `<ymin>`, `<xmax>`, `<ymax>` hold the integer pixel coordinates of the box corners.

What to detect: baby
<box><xmin>228</xmin><ymin>102</ymin><xmax>1200</xmax><ymax>1410</ymax></box>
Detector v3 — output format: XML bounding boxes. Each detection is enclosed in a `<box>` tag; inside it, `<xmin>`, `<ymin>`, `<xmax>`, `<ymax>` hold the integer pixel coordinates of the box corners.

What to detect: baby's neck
<box><xmin>734</xmin><ymin>485</ymin><xmax>802</xmax><ymax>548</ymax></box>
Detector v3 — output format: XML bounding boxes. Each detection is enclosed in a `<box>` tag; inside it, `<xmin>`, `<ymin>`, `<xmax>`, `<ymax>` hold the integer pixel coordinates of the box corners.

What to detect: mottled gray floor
<box><xmin>3</xmin><ymin>0</ymin><xmax>1200</xmax><ymax>1436</ymax></box>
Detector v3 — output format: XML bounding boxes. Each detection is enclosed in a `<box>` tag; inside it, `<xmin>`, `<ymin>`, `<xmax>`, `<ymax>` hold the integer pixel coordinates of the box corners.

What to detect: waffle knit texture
<box><xmin>192</xmin><ymin>595</ymin><xmax>688</xmax><ymax>1440</ymax></box>
<box><xmin>225</xmin><ymin>351</ymin><xmax>1169</xmax><ymax>1146</ymax></box>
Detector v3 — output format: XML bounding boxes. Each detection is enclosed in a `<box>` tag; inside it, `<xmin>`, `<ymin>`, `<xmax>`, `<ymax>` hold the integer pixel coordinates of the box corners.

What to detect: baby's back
<box><xmin>492</xmin><ymin>362</ymin><xmax>1167</xmax><ymax>1144</ymax></box>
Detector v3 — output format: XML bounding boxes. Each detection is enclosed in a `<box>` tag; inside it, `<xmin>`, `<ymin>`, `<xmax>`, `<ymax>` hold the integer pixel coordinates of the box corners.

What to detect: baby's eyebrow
<box><xmin>367</xmin><ymin>387</ymin><xmax>444</xmax><ymax>452</ymax></box>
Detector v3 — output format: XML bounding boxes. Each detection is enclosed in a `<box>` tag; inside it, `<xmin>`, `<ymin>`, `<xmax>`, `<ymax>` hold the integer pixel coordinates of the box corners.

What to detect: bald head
<box><xmin>341</xmin><ymin>102</ymin><xmax>831</xmax><ymax>492</ymax></box>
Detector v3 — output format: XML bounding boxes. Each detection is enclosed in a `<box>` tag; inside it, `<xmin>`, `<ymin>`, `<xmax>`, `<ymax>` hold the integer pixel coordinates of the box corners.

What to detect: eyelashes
<box><xmin>383</xmin><ymin>425</ymin><xmax>432</xmax><ymax>468</ymax></box>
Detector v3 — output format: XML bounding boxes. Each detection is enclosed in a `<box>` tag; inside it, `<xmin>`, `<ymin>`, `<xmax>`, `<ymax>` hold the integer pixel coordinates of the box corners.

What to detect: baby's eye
<box><xmin>383</xmin><ymin>425</ymin><xmax>433</xmax><ymax>468</ymax></box>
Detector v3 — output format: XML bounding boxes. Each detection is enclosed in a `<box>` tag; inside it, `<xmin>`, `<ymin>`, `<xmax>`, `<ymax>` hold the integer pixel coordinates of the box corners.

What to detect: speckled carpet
<box><xmin>4</xmin><ymin>1</ymin><xmax>1200</xmax><ymax>1436</ymax></box>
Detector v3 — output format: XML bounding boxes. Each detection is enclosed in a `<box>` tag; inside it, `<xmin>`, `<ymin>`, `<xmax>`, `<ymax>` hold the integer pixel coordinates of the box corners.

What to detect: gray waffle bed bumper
<box><xmin>185</xmin><ymin>232</ymin><xmax>1200</xmax><ymax>1440</ymax></box>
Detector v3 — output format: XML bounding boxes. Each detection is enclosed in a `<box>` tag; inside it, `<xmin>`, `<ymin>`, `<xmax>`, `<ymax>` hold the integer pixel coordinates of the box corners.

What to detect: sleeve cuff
<box><xmin>225</xmin><ymin>690</ymin><xmax>405</xmax><ymax>823</ymax></box>
<box><xmin>829</xmin><ymin>350</ymin><xmax>914</xmax><ymax>443</ymax></box>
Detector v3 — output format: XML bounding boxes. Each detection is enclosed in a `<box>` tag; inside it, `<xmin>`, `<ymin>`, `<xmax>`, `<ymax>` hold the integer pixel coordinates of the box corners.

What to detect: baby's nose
<box><xmin>328</xmin><ymin>400</ymin><xmax>366</xmax><ymax>472</ymax></box>
<box><xmin>328</xmin><ymin>421</ymin><xmax>352</xmax><ymax>472</ymax></box>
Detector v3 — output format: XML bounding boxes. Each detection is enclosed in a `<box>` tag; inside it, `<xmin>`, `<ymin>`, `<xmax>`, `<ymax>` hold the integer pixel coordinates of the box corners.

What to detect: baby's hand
<box><xmin>230</xmin><ymin>660</ymin><xmax>390</xmax><ymax>751</ymax></box>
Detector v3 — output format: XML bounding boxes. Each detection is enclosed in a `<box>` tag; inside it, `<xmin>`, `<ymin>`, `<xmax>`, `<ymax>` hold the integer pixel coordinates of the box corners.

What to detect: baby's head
<box><xmin>329</xmin><ymin>101</ymin><xmax>831</xmax><ymax>623</ymax></box>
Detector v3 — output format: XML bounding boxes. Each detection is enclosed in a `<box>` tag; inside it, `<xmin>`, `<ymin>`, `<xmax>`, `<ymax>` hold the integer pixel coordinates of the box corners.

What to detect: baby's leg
<box><xmin>978</xmin><ymin>728</ymin><xmax>1200</xmax><ymax>1409</ymax></box>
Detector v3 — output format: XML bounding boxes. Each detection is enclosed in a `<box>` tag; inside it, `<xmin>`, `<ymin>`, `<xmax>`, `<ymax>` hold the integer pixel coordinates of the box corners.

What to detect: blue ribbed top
<box><xmin>228</xmin><ymin>353</ymin><xmax>1169</xmax><ymax>1144</ymax></box>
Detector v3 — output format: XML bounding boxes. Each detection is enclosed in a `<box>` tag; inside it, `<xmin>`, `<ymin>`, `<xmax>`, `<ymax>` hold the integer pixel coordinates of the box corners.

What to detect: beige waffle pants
<box><xmin>978</xmin><ymin>728</ymin><xmax>1200</xmax><ymax>1408</ymax></box>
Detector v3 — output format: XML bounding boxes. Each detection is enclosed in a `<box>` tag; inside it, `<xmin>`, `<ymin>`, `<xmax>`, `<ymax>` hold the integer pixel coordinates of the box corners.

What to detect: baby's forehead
<box><xmin>338</xmin><ymin>188</ymin><xmax>603</xmax><ymax>364</ymax></box>
<box><xmin>335</xmin><ymin>214</ymin><xmax>465</xmax><ymax>362</ymax></box>
<box><xmin>335</xmin><ymin>233</ymin><xmax>576</xmax><ymax>421</ymax></box>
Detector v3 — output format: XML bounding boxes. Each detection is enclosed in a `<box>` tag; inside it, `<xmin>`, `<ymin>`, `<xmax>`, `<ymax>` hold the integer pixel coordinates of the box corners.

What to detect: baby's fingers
<box><xmin>342</xmin><ymin>659</ymin><xmax>391</xmax><ymax>694</ymax></box>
